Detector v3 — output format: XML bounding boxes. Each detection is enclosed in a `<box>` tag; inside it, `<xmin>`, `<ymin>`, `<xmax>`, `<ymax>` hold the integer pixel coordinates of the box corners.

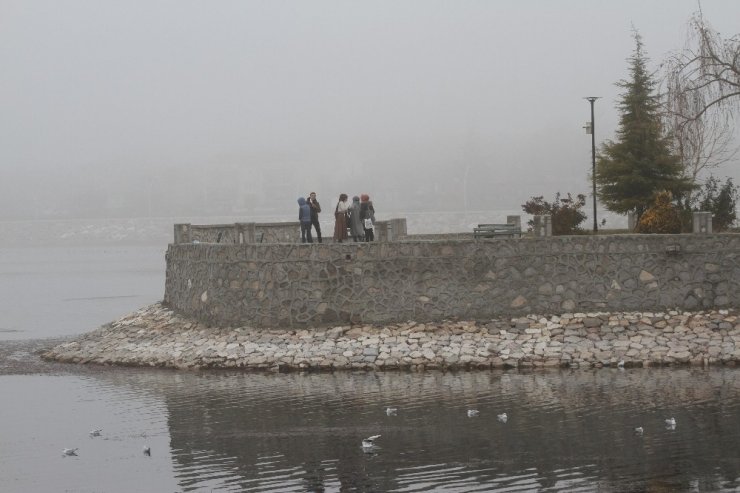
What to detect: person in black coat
<box><xmin>307</xmin><ymin>192</ymin><xmax>322</xmax><ymax>243</ymax></box>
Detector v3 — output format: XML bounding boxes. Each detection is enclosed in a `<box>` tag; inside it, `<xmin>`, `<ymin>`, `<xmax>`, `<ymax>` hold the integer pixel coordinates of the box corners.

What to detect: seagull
<box><xmin>385</xmin><ymin>407</ymin><xmax>398</xmax><ymax>416</ymax></box>
<box><xmin>143</xmin><ymin>445</ymin><xmax>151</xmax><ymax>456</ymax></box>
<box><xmin>362</xmin><ymin>435</ymin><xmax>381</xmax><ymax>448</ymax></box>
<box><xmin>62</xmin><ymin>448</ymin><xmax>78</xmax><ymax>456</ymax></box>
<box><xmin>665</xmin><ymin>417</ymin><xmax>677</xmax><ymax>429</ymax></box>
<box><xmin>497</xmin><ymin>413</ymin><xmax>508</xmax><ymax>423</ymax></box>
<box><xmin>634</xmin><ymin>426</ymin><xmax>644</xmax><ymax>435</ymax></box>
<box><xmin>467</xmin><ymin>409</ymin><xmax>480</xmax><ymax>417</ymax></box>
<box><xmin>89</xmin><ymin>429</ymin><xmax>102</xmax><ymax>437</ymax></box>
<box><xmin>617</xmin><ymin>360</ymin><xmax>625</xmax><ymax>369</ymax></box>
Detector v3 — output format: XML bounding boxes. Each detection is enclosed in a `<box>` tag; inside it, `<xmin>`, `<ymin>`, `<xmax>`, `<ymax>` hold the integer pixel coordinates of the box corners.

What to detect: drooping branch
<box><xmin>661</xmin><ymin>12</ymin><xmax>739</xmax><ymax>197</ymax></box>
<box><xmin>663</xmin><ymin>13</ymin><xmax>740</xmax><ymax>124</ymax></box>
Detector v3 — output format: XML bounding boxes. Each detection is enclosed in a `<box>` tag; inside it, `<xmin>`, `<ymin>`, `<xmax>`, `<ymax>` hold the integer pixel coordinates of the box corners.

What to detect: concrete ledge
<box><xmin>41</xmin><ymin>303</ymin><xmax>740</xmax><ymax>371</ymax></box>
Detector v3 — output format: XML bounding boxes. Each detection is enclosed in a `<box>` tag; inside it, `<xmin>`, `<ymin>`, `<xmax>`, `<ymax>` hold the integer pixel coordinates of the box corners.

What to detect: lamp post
<box><xmin>584</xmin><ymin>97</ymin><xmax>600</xmax><ymax>233</ymax></box>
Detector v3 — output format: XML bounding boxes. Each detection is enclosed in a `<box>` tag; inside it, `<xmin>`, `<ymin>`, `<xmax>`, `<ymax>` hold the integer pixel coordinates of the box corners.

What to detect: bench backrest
<box><xmin>476</xmin><ymin>223</ymin><xmax>520</xmax><ymax>231</ymax></box>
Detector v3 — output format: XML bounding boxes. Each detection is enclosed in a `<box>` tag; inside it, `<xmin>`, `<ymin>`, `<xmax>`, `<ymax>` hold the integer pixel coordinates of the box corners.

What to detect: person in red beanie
<box><xmin>359</xmin><ymin>194</ymin><xmax>376</xmax><ymax>242</ymax></box>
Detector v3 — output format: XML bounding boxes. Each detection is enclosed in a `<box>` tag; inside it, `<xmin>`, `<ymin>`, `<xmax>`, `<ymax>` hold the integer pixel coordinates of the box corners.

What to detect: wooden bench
<box><xmin>473</xmin><ymin>223</ymin><xmax>522</xmax><ymax>239</ymax></box>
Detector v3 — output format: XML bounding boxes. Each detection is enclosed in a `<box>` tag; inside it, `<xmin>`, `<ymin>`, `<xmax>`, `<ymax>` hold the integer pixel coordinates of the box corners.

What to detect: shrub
<box><xmin>695</xmin><ymin>176</ymin><xmax>738</xmax><ymax>232</ymax></box>
<box><xmin>635</xmin><ymin>191</ymin><xmax>682</xmax><ymax>234</ymax></box>
<box><xmin>521</xmin><ymin>193</ymin><xmax>587</xmax><ymax>235</ymax></box>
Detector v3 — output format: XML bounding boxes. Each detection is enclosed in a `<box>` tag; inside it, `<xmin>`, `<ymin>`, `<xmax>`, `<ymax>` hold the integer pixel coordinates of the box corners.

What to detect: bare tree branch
<box><xmin>661</xmin><ymin>12</ymin><xmax>740</xmax><ymax>198</ymax></box>
<box><xmin>663</xmin><ymin>13</ymin><xmax>740</xmax><ymax>123</ymax></box>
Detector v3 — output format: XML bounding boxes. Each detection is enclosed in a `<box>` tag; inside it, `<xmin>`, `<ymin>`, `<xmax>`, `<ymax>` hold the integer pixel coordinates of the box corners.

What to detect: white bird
<box><xmin>62</xmin><ymin>448</ymin><xmax>78</xmax><ymax>456</ymax></box>
<box><xmin>665</xmin><ymin>417</ymin><xmax>677</xmax><ymax>429</ymax></box>
<box><xmin>89</xmin><ymin>429</ymin><xmax>102</xmax><ymax>437</ymax></box>
<box><xmin>385</xmin><ymin>407</ymin><xmax>398</xmax><ymax>416</ymax></box>
<box><xmin>634</xmin><ymin>426</ymin><xmax>644</xmax><ymax>435</ymax></box>
<box><xmin>143</xmin><ymin>445</ymin><xmax>151</xmax><ymax>456</ymax></box>
<box><xmin>362</xmin><ymin>435</ymin><xmax>381</xmax><ymax>448</ymax></box>
<box><xmin>497</xmin><ymin>413</ymin><xmax>508</xmax><ymax>423</ymax></box>
<box><xmin>617</xmin><ymin>360</ymin><xmax>625</xmax><ymax>369</ymax></box>
<box><xmin>467</xmin><ymin>409</ymin><xmax>480</xmax><ymax>417</ymax></box>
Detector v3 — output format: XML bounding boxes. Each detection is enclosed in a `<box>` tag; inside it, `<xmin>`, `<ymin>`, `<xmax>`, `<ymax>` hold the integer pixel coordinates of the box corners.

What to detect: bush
<box><xmin>635</xmin><ymin>191</ymin><xmax>682</xmax><ymax>234</ymax></box>
<box><xmin>521</xmin><ymin>193</ymin><xmax>587</xmax><ymax>235</ymax></box>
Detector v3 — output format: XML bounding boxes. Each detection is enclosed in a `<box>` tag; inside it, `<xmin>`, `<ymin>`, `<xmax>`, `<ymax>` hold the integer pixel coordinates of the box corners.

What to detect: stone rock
<box><xmin>510</xmin><ymin>295</ymin><xmax>528</xmax><ymax>308</ymax></box>
<box><xmin>639</xmin><ymin>270</ymin><xmax>655</xmax><ymax>283</ymax></box>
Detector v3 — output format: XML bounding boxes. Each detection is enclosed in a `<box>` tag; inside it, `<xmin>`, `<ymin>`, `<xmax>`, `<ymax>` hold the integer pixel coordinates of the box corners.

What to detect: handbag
<box><xmin>364</xmin><ymin>218</ymin><xmax>373</xmax><ymax>229</ymax></box>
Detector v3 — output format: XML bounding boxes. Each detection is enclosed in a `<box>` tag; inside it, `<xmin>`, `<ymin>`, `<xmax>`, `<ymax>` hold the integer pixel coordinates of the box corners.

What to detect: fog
<box><xmin>2</xmin><ymin>0</ymin><xmax>739</xmax><ymax>222</ymax></box>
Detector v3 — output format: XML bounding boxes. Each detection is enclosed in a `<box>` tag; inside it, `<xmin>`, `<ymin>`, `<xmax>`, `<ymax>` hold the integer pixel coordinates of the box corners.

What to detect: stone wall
<box><xmin>164</xmin><ymin>234</ymin><xmax>740</xmax><ymax>328</ymax></box>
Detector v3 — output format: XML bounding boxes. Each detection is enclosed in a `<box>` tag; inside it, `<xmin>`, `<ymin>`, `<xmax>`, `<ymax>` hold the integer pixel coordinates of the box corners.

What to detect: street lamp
<box><xmin>584</xmin><ymin>97</ymin><xmax>600</xmax><ymax>233</ymax></box>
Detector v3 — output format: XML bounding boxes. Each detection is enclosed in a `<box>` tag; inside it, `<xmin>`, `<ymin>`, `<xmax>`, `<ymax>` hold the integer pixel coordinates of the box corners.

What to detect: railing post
<box><xmin>174</xmin><ymin>223</ymin><xmax>191</xmax><ymax>244</ymax></box>
<box><xmin>374</xmin><ymin>221</ymin><xmax>389</xmax><ymax>242</ymax></box>
<box><xmin>506</xmin><ymin>215</ymin><xmax>521</xmax><ymax>229</ymax></box>
<box><xmin>533</xmin><ymin>215</ymin><xmax>552</xmax><ymax>237</ymax></box>
<box><xmin>386</xmin><ymin>218</ymin><xmax>407</xmax><ymax>241</ymax></box>
<box><xmin>235</xmin><ymin>222</ymin><xmax>257</xmax><ymax>243</ymax></box>
<box><xmin>692</xmin><ymin>212</ymin><xmax>713</xmax><ymax>234</ymax></box>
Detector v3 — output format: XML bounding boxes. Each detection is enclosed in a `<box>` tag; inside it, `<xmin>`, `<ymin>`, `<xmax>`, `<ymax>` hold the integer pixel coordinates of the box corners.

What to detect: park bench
<box><xmin>473</xmin><ymin>223</ymin><xmax>522</xmax><ymax>239</ymax></box>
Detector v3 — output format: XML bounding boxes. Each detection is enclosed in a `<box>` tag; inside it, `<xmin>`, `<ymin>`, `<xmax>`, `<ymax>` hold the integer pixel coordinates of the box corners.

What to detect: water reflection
<box><xmin>81</xmin><ymin>368</ymin><xmax>740</xmax><ymax>492</ymax></box>
<box><xmin>2</xmin><ymin>365</ymin><xmax>739</xmax><ymax>492</ymax></box>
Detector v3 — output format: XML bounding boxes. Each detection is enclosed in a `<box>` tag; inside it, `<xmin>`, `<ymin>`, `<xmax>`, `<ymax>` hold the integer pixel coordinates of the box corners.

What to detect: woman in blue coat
<box><xmin>297</xmin><ymin>197</ymin><xmax>313</xmax><ymax>243</ymax></box>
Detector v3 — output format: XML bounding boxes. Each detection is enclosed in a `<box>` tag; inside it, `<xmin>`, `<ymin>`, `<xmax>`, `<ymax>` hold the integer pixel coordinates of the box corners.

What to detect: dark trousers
<box><xmin>311</xmin><ymin>217</ymin><xmax>322</xmax><ymax>243</ymax></box>
<box><xmin>364</xmin><ymin>228</ymin><xmax>374</xmax><ymax>242</ymax></box>
<box><xmin>301</xmin><ymin>222</ymin><xmax>313</xmax><ymax>243</ymax></box>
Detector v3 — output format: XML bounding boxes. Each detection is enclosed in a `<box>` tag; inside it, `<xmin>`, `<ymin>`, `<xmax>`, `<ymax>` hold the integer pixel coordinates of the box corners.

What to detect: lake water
<box><xmin>1</xmin><ymin>245</ymin><xmax>739</xmax><ymax>492</ymax></box>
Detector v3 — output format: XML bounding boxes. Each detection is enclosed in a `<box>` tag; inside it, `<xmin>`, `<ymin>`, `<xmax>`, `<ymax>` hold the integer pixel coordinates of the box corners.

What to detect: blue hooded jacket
<box><xmin>297</xmin><ymin>197</ymin><xmax>311</xmax><ymax>224</ymax></box>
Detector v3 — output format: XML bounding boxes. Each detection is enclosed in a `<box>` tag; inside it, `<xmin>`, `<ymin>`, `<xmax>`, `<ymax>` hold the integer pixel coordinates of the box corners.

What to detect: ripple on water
<box><xmin>2</xmin><ymin>367</ymin><xmax>740</xmax><ymax>492</ymax></box>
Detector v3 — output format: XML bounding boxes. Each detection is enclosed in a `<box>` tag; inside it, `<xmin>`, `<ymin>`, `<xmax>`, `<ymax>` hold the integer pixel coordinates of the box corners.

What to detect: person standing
<box><xmin>333</xmin><ymin>193</ymin><xmax>349</xmax><ymax>243</ymax></box>
<box><xmin>360</xmin><ymin>193</ymin><xmax>376</xmax><ymax>242</ymax></box>
<box><xmin>307</xmin><ymin>192</ymin><xmax>322</xmax><ymax>243</ymax></box>
<box><xmin>348</xmin><ymin>195</ymin><xmax>365</xmax><ymax>242</ymax></box>
<box><xmin>298</xmin><ymin>197</ymin><xmax>313</xmax><ymax>243</ymax></box>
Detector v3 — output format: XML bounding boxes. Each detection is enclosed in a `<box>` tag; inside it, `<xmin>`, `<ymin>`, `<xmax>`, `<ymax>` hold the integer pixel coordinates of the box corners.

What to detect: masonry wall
<box><xmin>163</xmin><ymin>234</ymin><xmax>740</xmax><ymax>328</ymax></box>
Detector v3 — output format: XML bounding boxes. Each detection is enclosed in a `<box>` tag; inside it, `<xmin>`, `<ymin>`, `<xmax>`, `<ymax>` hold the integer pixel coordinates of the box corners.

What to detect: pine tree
<box><xmin>595</xmin><ymin>31</ymin><xmax>693</xmax><ymax>222</ymax></box>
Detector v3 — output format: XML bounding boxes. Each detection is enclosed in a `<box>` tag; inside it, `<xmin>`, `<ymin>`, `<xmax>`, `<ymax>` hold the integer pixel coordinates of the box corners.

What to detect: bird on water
<box><xmin>362</xmin><ymin>435</ymin><xmax>381</xmax><ymax>448</ymax></box>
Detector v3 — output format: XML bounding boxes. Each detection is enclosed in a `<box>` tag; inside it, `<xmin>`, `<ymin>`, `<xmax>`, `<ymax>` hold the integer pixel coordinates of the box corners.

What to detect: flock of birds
<box><xmin>361</xmin><ymin>407</ymin><xmax>510</xmax><ymax>450</ymax></box>
<box><xmin>61</xmin><ymin>429</ymin><xmax>151</xmax><ymax>458</ymax></box>
<box><xmin>65</xmin><ymin>411</ymin><xmax>679</xmax><ymax>456</ymax></box>
<box><xmin>361</xmin><ymin>408</ymin><xmax>677</xmax><ymax>450</ymax></box>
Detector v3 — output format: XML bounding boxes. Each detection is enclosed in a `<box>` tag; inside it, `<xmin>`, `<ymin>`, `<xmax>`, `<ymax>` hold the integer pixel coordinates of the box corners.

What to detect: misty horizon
<box><xmin>2</xmin><ymin>1</ymin><xmax>739</xmax><ymax>223</ymax></box>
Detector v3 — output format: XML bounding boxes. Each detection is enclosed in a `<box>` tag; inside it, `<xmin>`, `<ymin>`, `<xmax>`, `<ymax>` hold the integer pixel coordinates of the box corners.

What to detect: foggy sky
<box><xmin>2</xmin><ymin>0</ymin><xmax>739</xmax><ymax>221</ymax></box>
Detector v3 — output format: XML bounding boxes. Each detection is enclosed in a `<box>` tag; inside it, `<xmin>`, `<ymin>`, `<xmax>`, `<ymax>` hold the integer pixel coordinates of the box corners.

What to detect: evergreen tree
<box><xmin>595</xmin><ymin>32</ymin><xmax>693</xmax><ymax>222</ymax></box>
<box><xmin>695</xmin><ymin>176</ymin><xmax>738</xmax><ymax>231</ymax></box>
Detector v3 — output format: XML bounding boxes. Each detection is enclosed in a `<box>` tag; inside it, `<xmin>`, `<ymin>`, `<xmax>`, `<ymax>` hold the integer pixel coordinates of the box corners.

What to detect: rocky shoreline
<box><xmin>40</xmin><ymin>303</ymin><xmax>740</xmax><ymax>371</ymax></box>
